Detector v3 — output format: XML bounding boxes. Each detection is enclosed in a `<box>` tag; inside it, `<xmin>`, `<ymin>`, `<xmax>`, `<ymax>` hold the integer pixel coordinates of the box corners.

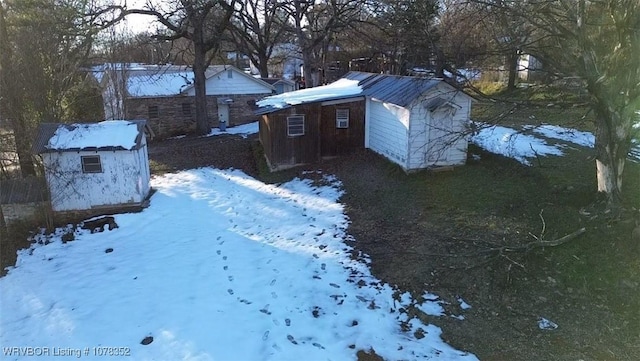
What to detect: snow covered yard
<box><xmin>0</xmin><ymin>168</ymin><xmax>477</xmax><ymax>361</ymax></box>
<box><xmin>471</xmin><ymin>122</ymin><xmax>640</xmax><ymax>165</ymax></box>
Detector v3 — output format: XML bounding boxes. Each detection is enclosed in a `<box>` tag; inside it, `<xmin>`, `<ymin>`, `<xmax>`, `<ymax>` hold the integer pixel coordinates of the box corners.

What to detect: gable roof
<box><xmin>261</xmin><ymin>78</ymin><xmax>296</xmax><ymax>86</ymax></box>
<box><xmin>255</xmin><ymin>72</ymin><xmax>464</xmax><ymax>115</ymax></box>
<box><xmin>93</xmin><ymin>63</ymin><xmax>274</xmax><ymax>98</ymax></box>
<box><xmin>33</xmin><ymin>120</ymin><xmax>147</xmax><ymax>154</ymax></box>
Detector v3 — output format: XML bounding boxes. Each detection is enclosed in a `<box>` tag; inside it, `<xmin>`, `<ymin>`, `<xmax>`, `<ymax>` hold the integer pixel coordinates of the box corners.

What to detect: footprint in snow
<box><xmin>262</xmin><ymin>331</ymin><xmax>269</xmax><ymax>341</ymax></box>
<box><xmin>260</xmin><ymin>304</ymin><xmax>271</xmax><ymax>315</ymax></box>
<box><xmin>223</xmin><ymin>266</ymin><xmax>228</xmax><ymax>271</ymax></box>
<box><xmin>223</xmin><ymin>256</ymin><xmax>227</xmax><ymax>260</ymax></box>
<box><xmin>321</xmin><ymin>263</ymin><xmax>326</xmax><ymax>271</ymax></box>
<box><xmin>239</xmin><ymin>298</ymin><xmax>252</xmax><ymax>305</ymax></box>
<box><xmin>216</xmin><ymin>250</ymin><xmax>221</xmax><ymax>255</ymax></box>
<box><xmin>287</xmin><ymin>335</ymin><xmax>298</xmax><ymax>345</ymax></box>
<box><xmin>271</xmin><ymin>292</ymin><xmax>278</xmax><ymax>299</ymax></box>
<box><xmin>228</xmin><ymin>275</ymin><xmax>234</xmax><ymax>282</ymax></box>
<box><xmin>270</xmin><ymin>279</ymin><xmax>276</xmax><ymax>286</ymax></box>
<box><xmin>312</xmin><ymin>342</ymin><xmax>325</xmax><ymax>349</ymax></box>
<box><xmin>285</xmin><ymin>318</ymin><xmax>291</xmax><ymax>326</ymax></box>
<box><xmin>227</xmin><ymin>289</ymin><xmax>234</xmax><ymax>295</ymax></box>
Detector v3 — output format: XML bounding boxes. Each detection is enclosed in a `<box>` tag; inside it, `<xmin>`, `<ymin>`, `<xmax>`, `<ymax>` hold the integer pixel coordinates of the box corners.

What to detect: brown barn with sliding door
<box><xmin>258</xmin><ymin>99</ymin><xmax>365</xmax><ymax>170</ymax></box>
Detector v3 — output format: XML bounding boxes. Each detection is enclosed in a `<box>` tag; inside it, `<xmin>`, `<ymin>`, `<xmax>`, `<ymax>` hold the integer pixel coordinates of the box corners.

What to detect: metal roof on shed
<box><xmin>344</xmin><ymin>72</ymin><xmax>441</xmax><ymax>107</ymax></box>
<box><xmin>0</xmin><ymin>177</ymin><xmax>47</xmax><ymax>204</ymax></box>
<box><xmin>256</xmin><ymin>71</ymin><xmax>456</xmax><ymax>115</ymax></box>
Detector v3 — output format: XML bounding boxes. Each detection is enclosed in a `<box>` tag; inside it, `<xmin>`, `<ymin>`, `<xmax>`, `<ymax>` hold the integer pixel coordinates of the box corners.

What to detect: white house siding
<box><xmin>186</xmin><ymin>69</ymin><xmax>273</xmax><ymax>96</ymax></box>
<box><xmin>366</xmin><ymin>99</ymin><xmax>410</xmax><ymax>167</ymax></box>
<box><xmin>407</xmin><ymin>101</ymin><xmax>430</xmax><ymax>169</ymax></box>
<box><xmin>135</xmin><ymin>140</ymin><xmax>151</xmax><ymax>198</ymax></box>
<box><xmin>44</xmin><ymin>149</ymin><xmax>149</xmax><ymax>212</ymax></box>
<box><xmin>408</xmin><ymin>85</ymin><xmax>471</xmax><ymax>169</ymax></box>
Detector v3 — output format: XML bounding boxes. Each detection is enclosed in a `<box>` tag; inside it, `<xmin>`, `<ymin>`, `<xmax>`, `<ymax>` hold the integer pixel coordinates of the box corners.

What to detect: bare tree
<box><xmin>127</xmin><ymin>0</ymin><xmax>237</xmax><ymax>135</ymax></box>
<box><xmin>0</xmin><ymin>0</ymin><xmax>123</xmax><ymax>177</ymax></box>
<box><xmin>284</xmin><ymin>0</ymin><xmax>365</xmax><ymax>87</ymax></box>
<box><xmin>475</xmin><ymin>0</ymin><xmax>640</xmax><ymax>209</ymax></box>
<box><xmin>228</xmin><ymin>0</ymin><xmax>289</xmax><ymax>78</ymax></box>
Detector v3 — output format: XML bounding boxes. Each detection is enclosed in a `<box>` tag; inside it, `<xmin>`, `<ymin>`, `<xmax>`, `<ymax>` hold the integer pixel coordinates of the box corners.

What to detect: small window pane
<box><xmin>336</xmin><ymin>109</ymin><xmax>349</xmax><ymax>128</ymax></box>
<box><xmin>148</xmin><ymin>105</ymin><xmax>159</xmax><ymax>119</ymax></box>
<box><xmin>287</xmin><ymin>115</ymin><xmax>305</xmax><ymax>136</ymax></box>
<box><xmin>81</xmin><ymin>155</ymin><xmax>102</xmax><ymax>173</ymax></box>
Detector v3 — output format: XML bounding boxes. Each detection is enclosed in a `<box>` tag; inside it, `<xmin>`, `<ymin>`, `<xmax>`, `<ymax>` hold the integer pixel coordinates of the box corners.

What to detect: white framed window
<box><xmin>287</xmin><ymin>115</ymin><xmax>305</xmax><ymax>136</ymax></box>
<box><xmin>336</xmin><ymin>109</ymin><xmax>349</xmax><ymax>128</ymax></box>
<box><xmin>81</xmin><ymin>155</ymin><xmax>102</xmax><ymax>173</ymax></box>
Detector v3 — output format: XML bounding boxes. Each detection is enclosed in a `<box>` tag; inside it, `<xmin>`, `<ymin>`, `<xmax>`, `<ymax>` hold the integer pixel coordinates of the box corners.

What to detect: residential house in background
<box><xmin>33</xmin><ymin>120</ymin><xmax>150</xmax><ymax>214</ymax></box>
<box><xmin>518</xmin><ymin>54</ymin><xmax>544</xmax><ymax>82</ymax></box>
<box><xmin>256</xmin><ymin>72</ymin><xmax>474</xmax><ymax>172</ymax></box>
<box><xmin>261</xmin><ymin>78</ymin><xmax>297</xmax><ymax>94</ymax></box>
<box><xmin>93</xmin><ymin>64</ymin><xmax>274</xmax><ymax>138</ymax></box>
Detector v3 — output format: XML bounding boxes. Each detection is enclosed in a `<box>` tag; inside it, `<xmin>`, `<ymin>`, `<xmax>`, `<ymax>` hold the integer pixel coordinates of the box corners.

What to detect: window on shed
<box><xmin>182</xmin><ymin>103</ymin><xmax>191</xmax><ymax>116</ymax></box>
<box><xmin>81</xmin><ymin>155</ymin><xmax>103</xmax><ymax>173</ymax></box>
<box><xmin>287</xmin><ymin>115</ymin><xmax>305</xmax><ymax>136</ymax></box>
<box><xmin>336</xmin><ymin>109</ymin><xmax>349</xmax><ymax>128</ymax></box>
<box><xmin>148</xmin><ymin>105</ymin><xmax>159</xmax><ymax>119</ymax></box>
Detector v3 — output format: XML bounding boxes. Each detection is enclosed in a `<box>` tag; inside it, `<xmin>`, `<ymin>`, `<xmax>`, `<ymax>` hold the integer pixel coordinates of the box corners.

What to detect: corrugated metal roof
<box><xmin>256</xmin><ymin>72</ymin><xmax>451</xmax><ymax>115</ymax></box>
<box><xmin>32</xmin><ymin>120</ymin><xmax>147</xmax><ymax>154</ymax></box>
<box><xmin>345</xmin><ymin>72</ymin><xmax>441</xmax><ymax>107</ymax></box>
<box><xmin>0</xmin><ymin>177</ymin><xmax>47</xmax><ymax>204</ymax></box>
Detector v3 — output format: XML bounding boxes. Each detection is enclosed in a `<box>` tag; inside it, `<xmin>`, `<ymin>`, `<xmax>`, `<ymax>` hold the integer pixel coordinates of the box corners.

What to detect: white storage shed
<box><xmin>33</xmin><ymin>120</ymin><xmax>150</xmax><ymax>212</ymax></box>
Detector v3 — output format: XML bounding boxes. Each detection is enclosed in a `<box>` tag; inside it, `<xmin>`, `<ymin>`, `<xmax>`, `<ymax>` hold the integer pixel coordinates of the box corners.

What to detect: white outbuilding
<box><xmin>33</xmin><ymin>120</ymin><xmax>151</xmax><ymax>213</ymax></box>
<box><xmin>256</xmin><ymin>72</ymin><xmax>475</xmax><ymax>171</ymax></box>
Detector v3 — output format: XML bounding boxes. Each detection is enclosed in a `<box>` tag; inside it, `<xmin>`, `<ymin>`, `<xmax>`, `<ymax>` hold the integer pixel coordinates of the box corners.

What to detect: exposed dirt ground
<box><xmin>148</xmin><ymin>132</ymin><xmax>639</xmax><ymax>361</ymax></box>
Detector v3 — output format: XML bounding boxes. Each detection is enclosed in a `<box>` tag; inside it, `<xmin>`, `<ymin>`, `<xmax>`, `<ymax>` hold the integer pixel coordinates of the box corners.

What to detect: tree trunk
<box><xmin>192</xmin><ymin>40</ymin><xmax>210</xmax><ymax>135</ymax></box>
<box><xmin>258</xmin><ymin>54</ymin><xmax>269</xmax><ymax>78</ymax></box>
<box><xmin>506</xmin><ymin>48</ymin><xmax>518</xmax><ymax>90</ymax></box>
<box><xmin>593</xmin><ymin>105</ymin><xmax>631</xmax><ymax>208</ymax></box>
<box><xmin>293</xmin><ymin>0</ymin><xmax>316</xmax><ymax>88</ymax></box>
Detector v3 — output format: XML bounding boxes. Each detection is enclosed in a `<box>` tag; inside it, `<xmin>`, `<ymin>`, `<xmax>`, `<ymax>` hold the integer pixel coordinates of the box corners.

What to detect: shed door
<box><xmin>218</xmin><ymin>104</ymin><xmax>229</xmax><ymax>124</ymax></box>
<box><xmin>427</xmin><ymin>107</ymin><xmax>454</xmax><ymax>163</ymax></box>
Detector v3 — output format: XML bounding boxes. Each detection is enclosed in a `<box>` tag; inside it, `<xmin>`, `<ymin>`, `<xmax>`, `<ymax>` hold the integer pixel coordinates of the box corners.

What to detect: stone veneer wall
<box><xmin>126</xmin><ymin>94</ymin><xmax>268</xmax><ymax>139</ymax></box>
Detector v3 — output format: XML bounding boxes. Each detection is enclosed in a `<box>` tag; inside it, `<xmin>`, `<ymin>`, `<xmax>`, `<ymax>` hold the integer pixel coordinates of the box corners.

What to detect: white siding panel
<box><xmin>45</xmin><ymin>150</ymin><xmax>147</xmax><ymax>212</ymax></box>
<box><xmin>407</xmin><ymin>102</ymin><xmax>430</xmax><ymax>169</ymax></box>
<box><xmin>186</xmin><ymin>69</ymin><xmax>273</xmax><ymax>96</ymax></box>
<box><xmin>406</xmin><ymin>86</ymin><xmax>472</xmax><ymax>170</ymax></box>
<box><xmin>366</xmin><ymin>99</ymin><xmax>410</xmax><ymax>168</ymax></box>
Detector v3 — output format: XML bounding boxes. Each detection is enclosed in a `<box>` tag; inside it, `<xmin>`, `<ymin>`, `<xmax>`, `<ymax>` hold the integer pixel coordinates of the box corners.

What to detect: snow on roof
<box><xmin>256</xmin><ymin>78</ymin><xmax>362</xmax><ymax>109</ymax></box>
<box><xmin>127</xmin><ymin>71</ymin><xmax>194</xmax><ymax>97</ymax></box>
<box><xmin>45</xmin><ymin>120</ymin><xmax>141</xmax><ymax>151</ymax></box>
